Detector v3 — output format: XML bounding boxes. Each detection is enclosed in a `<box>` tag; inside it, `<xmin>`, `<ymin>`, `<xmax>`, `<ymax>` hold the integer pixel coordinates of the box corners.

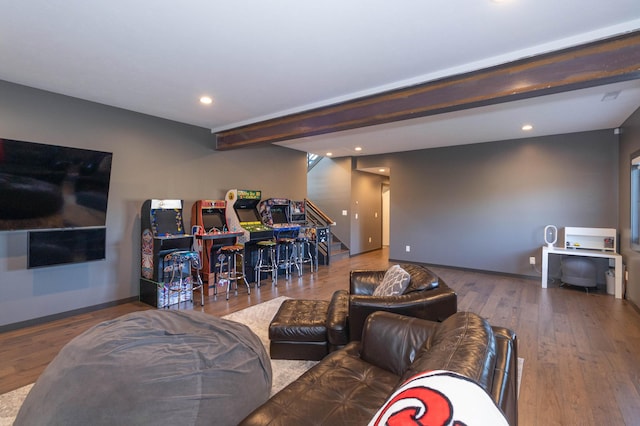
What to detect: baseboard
<box><xmin>388</xmin><ymin>259</ymin><xmax>540</xmax><ymax>282</ymax></box>
<box><xmin>0</xmin><ymin>296</ymin><xmax>139</xmax><ymax>333</ymax></box>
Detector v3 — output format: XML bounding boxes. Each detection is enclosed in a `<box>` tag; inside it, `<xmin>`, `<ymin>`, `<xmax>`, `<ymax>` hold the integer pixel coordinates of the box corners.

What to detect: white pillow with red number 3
<box><xmin>368</xmin><ymin>370</ymin><xmax>509</xmax><ymax>426</ymax></box>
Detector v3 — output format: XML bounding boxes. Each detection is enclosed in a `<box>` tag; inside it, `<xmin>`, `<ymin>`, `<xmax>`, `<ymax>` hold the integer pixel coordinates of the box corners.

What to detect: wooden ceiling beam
<box><xmin>215</xmin><ymin>30</ymin><xmax>640</xmax><ymax>151</ymax></box>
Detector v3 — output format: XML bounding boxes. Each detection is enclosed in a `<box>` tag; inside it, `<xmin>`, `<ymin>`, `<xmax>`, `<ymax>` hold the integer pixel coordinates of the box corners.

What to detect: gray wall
<box><xmin>0</xmin><ymin>80</ymin><xmax>306</xmax><ymax>328</ymax></box>
<box><xmin>380</xmin><ymin>130</ymin><xmax>619</xmax><ymax>276</ymax></box>
<box><xmin>307</xmin><ymin>157</ymin><xmax>352</xmax><ymax>248</ymax></box>
<box><xmin>307</xmin><ymin>157</ymin><xmax>385</xmax><ymax>255</ymax></box>
<box><xmin>350</xmin><ymin>169</ymin><xmax>384</xmax><ymax>254</ymax></box>
<box><xmin>619</xmin><ymin>107</ymin><xmax>640</xmax><ymax>307</ymax></box>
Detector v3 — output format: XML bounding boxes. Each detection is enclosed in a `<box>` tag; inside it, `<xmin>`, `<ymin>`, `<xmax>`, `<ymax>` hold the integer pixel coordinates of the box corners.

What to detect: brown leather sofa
<box><xmin>241</xmin><ymin>310</ymin><xmax>518</xmax><ymax>425</ymax></box>
<box><xmin>327</xmin><ymin>263</ymin><xmax>458</xmax><ymax>349</ymax></box>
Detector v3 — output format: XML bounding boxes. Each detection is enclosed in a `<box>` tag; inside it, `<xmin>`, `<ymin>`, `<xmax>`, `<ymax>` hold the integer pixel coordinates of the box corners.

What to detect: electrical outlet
<box><xmin>529</xmin><ymin>256</ymin><xmax>536</xmax><ymax>265</ymax></box>
<box><xmin>368</xmin><ymin>237</ymin><xmax>372</xmax><ymax>243</ymax></box>
<box><xmin>406</xmin><ymin>245</ymin><xmax>411</xmax><ymax>252</ymax></box>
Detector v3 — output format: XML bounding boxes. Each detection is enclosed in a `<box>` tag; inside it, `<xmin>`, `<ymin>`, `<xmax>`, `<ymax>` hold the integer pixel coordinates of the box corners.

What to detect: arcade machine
<box><xmin>140</xmin><ymin>199</ymin><xmax>194</xmax><ymax>307</ymax></box>
<box><xmin>288</xmin><ymin>199</ymin><xmax>330</xmax><ymax>268</ymax></box>
<box><xmin>258</xmin><ymin>197</ymin><xmax>301</xmax><ymax>239</ymax></box>
<box><xmin>190</xmin><ymin>199</ymin><xmax>243</xmax><ymax>288</ymax></box>
<box><xmin>225</xmin><ymin>189</ymin><xmax>274</xmax><ymax>282</ymax></box>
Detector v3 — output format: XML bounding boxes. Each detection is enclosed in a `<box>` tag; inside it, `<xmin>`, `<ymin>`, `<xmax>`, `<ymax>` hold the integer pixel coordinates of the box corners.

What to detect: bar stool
<box><xmin>276</xmin><ymin>238</ymin><xmax>299</xmax><ymax>279</ymax></box>
<box><xmin>165</xmin><ymin>250</ymin><xmax>204</xmax><ymax>308</ymax></box>
<box><xmin>255</xmin><ymin>239</ymin><xmax>278</xmax><ymax>287</ymax></box>
<box><xmin>216</xmin><ymin>244</ymin><xmax>249</xmax><ymax>300</ymax></box>
<box><xmin>295</xmin><ymin>236</ymin><xmax>315</xmax><ymax>275</ymax></box>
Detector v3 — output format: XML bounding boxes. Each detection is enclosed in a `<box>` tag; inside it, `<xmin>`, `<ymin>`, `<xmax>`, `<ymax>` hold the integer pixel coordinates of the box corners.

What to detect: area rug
<box><xmin>221</xmin><ymin>296</ymin><xmax>318</xmax><ymax>396</ymax></box>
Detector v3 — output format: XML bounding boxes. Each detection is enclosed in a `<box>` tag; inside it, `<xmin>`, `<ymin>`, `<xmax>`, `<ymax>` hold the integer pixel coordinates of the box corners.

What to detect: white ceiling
<box><xmin>1</xmin><ymin>1</ymin><xmax>639</xmax><ymax>160</ymax></box>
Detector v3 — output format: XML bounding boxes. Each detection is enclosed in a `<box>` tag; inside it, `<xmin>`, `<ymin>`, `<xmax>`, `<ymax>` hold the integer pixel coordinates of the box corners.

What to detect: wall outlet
<box><xmin>529</xmin><ymin>256</ymin><xmax>536</xmax><ymax>265</ymax></box>
<box><xmin>368</xmin><ymin>237</ymin><xmax>372</xmax><ymax>243</ymax></box>
<box><xmin>406</xmin><ymin>245</ymin><xmax>411</xmax><ymax>252</ymax></box>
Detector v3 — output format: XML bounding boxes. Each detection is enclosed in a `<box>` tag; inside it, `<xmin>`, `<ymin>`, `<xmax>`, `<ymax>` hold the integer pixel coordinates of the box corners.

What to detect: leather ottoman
<box><xmin>269</xmin><ymin>299</ymin><xmax>330</xmax><ymax>360</ymax></box>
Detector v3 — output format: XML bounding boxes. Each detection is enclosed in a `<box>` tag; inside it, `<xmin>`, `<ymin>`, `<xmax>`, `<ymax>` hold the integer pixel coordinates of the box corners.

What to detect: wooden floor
<box><xmin>1</xmin><ymin>248</ymin><xmax>639</xmax><ymax>425</ymax></box>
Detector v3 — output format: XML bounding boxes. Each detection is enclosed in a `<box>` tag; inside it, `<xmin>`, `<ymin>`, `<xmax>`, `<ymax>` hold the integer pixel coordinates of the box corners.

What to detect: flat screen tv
<box><xmin>0</xmin><ymin>138</ymin><xmax>113</xmax><ymax>231</ymax></box>
<box><xmin>28</xmin><ymin>227</ymin><xmax>107</xmax><ymax>268</ymax></box>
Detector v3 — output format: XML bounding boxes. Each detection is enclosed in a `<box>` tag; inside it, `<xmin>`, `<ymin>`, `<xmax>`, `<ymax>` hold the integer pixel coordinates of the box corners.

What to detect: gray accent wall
<box><xmin>0</xmin><ymin>80</ymin><xmax>306</xmax><ymax>328</ymax></box>
<box><xmin>382</xmin><ymin>130</ymin><xmax>619</xmax><ymax>276</ymax></box>
<box><xmin>619</xmin><ymin>106</ymin><xmax>640</xmax><ymax>307</ymax></box>
<box><xmin>350</xmin><ymin>169</ymin><xmax>384</xmax><ymax>254</ymax></box>
<box><xmin>307</xmin><ymin>157</ymin><xmax>385</xmax><ymax>256</ymax></box>
<box><xmin>307</xmin><ymin>157</ymin><xmax>352</xmax><ymax>249</ymax></box>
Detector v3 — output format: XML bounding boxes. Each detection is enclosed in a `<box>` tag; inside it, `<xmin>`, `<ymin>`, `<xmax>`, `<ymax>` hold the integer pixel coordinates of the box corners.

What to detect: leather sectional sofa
<box><xmin>241</xmin><ymin>310</ymin><xmax>518</xmax><ymax>425</ymax></box>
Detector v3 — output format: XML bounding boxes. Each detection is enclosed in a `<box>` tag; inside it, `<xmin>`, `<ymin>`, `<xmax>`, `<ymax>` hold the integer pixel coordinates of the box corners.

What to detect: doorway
<box><xmin>382</xmin><ymin>183</ymin><xmax>390</xmax><ymax>246</ymax></box>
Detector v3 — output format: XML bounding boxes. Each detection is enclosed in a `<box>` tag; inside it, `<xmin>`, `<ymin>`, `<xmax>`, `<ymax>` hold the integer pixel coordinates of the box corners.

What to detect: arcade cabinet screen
<box><xmin>28</xmin><ymin>227</ymin><xmax>107</xmax><ymax>268</ymax></box>
<box><xmin>236</xmin><ymin>208</ymin><xmax>260</xmax><ymax>223</ymax></box>
<box><xmin>152</xmin><ymin>209</ymin><xmax>183</xmax><ymax>235</ymax></box>
<box><xmin>0</xmin><ymin>138</ymin><xmax>113</xmax><ymax>231</ymax></box>
<box><xmin>202</xmin><ymin>210</ymin><xmax>226</xmax><ymax>231</ymax></box>
<box><xmin>270</xmin><ymin>206</ymin><xmax>288</xmax><ymax>224</ymax></box>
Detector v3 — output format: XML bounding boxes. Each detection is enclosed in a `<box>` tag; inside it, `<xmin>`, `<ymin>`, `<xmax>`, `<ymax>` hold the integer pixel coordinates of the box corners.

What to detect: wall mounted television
<box><xmin>28</xmin><ymin>227</ymin><xmax>107</xmax><ymax>268</ymax></box>
<box><xmin>0</xmin><ymin>138</ymin><xmax>113</xmax><ymax>231</ymax></box>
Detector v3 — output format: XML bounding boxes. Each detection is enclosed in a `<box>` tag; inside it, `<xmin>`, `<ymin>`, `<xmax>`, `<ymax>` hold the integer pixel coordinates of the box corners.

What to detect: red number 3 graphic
<box><xmin>373</xmin><ymin>386</ymin><xmax>466</xmax><ymax>426</ymax></box>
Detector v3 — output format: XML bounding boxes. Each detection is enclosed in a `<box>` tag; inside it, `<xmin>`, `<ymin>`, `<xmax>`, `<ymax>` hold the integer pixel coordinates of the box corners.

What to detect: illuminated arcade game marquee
<box><xmin>191</xmin><ymin>199</ymin><xmax>242</xmax><ymax>285</ymax></box>
<box><xmin>139</xmin><ymin>199</ymin><xmax>193</xmax><ymax>307</ymax></box>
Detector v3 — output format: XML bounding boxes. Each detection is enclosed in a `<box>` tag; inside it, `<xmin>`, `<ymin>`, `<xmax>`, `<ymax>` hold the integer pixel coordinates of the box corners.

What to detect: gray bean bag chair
<box><xmin>15</xmin><ymin>310</ymin><xmax>272</xmax><ymax>426</ymax></box>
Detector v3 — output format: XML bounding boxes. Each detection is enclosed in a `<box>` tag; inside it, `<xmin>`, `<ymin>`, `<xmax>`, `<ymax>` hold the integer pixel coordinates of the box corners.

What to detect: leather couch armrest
<box><xmin>327</xmin><ymin>290</ymin><xmax>350</xmax><ymax>347</ymax></box>
<box><xmin>359</xmin><ymin>311</ymin><xmax>438</xmax><ymax>376</ymax></box>
<box><xmin>348</xmin><ymin>286</ymin><xmax>457</xmax><ymax>341</ymax></box>
<box><xmin>350</xmin><ymin>270</ymin><xmax>386</xmax><ymax>295</ymax></box>
<box><xmin>490</xmin><ymin>326</ymin><xmax>518</xmax><ymax>426</ymax></box>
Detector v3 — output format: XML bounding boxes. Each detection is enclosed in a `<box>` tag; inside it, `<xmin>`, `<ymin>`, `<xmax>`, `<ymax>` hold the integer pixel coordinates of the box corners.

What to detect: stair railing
<box><xmin>304</xmin><ymin>198</ymin><xmax>334</xmax><ymax>265</ymax></box>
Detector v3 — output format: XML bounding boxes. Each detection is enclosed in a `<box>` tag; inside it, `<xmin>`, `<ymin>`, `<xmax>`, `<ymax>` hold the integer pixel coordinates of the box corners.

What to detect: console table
<box><xmin>541</xmin><ymin>246</ymin><xmax>623</xmax><ymax>299</ymax></box>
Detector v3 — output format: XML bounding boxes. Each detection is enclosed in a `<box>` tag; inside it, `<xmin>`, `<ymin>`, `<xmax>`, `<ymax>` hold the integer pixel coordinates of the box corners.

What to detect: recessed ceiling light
<box><xmin>200</xmin><ymin>96</ymin><xmax>213</xmax><ymax>105</ymax></box>
<box><xmin>354</xmin><ymin>146</ymin><xmax>362</xmax><ymax>152</ymax></box>
<box><xmin>326</xmin><ymin>152</ymin><xmax>333</xmax><ymax>157</ymax></box>
<box><xmin>522</xmin><ymin>124</ymin><xmax>533</xmax><ymax>131</ymax></box>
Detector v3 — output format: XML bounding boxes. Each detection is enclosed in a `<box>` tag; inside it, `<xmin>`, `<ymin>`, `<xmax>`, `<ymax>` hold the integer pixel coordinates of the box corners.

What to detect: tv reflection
<box><xmin>0</xmin><ymin>138</ymin><xmax>113</xmax><ymax>231</ymax></box>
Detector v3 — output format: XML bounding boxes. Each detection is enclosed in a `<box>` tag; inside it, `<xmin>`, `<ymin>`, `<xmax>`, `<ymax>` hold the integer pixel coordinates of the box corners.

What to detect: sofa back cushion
<box><xmin>360</xmin><ymin>312</ymin><xmax>438</xmax><ymax>376</ymax></box>
<box><xmin>400</xmin><ymin>311</ymin><xmax>496</xmax><ymax>392</ymax></box>
<box><xmin>402</xmin><ymin>264</ymin><xmax>440</xmax><ymax>294</ymax></box>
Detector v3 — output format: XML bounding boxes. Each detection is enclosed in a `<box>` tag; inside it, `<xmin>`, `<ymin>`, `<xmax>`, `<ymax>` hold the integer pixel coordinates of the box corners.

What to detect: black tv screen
<box><xmin>28</xmin><ymin>227</ymin><xmax>107</xmax><ymax>268</ymax></box>
<box><xmin>0</xmin><ymin>138</ymin><xmax>113</xmax><ymax>231</ymax></box>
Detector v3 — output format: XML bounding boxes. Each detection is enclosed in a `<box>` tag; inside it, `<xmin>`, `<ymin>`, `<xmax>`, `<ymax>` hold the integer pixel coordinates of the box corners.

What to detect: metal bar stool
<box><xmin>255</xmin><ymin>239</ymin><xmax>278</xmax><ymax>287</ymax></box>
<box><xmin>165</xmin><ymin>250</ymin><xmax>204</xmax><ymax>308</ymax></box>
<box><xmin>216</xmin><ymin>244</ymin><xmax>249</xmax><ymax>300</ymax></box>
<box><xmin>276</xmin><ymin>238</ymin><xmax>299</xmax><ymax>279</ymax></box>
<box><xmin>295</xmin><ymin>236</ymin><xmax>315</xmax><ymax>275</ymax></box>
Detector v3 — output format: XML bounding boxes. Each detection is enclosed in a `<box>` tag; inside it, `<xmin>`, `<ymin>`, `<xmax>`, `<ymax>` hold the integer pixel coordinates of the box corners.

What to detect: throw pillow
<box><xmin>368</xmin><ymin>370</ymin><xmax>509</xmax><ymax>426</ymax></box>
<box><xmin>373</xmin><ymin>264</ymin><xmax>411</xmax><ymax>296</ymax></box>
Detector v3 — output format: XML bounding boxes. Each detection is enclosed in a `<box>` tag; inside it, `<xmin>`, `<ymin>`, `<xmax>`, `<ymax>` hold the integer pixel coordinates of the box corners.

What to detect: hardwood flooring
<box><xmin>1</xmin><ymin>248</ymin><xmax>639</xmax><ymax>425</ymax></box>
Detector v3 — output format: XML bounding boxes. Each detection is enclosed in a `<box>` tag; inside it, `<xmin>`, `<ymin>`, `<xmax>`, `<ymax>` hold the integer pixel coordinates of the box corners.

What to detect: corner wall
<box><xmin>619</xmin><ymin>106</ymin><xmax>640</xmax><ymax>307</ymax></box>
<box><xmin>0</xmin><ymin>80</ymin><xmax>307</xmax><ymax>328</ymax></box>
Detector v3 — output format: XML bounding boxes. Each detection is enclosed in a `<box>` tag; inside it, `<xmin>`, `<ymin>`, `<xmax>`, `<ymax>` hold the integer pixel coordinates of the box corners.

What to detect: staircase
<box><xmin>329</xmin><ymin>236</ymin><xmax>350</xmax><ymax>262</ymax></box>
<box><xmin>304</xmin><ymin>199</ymin><xmax>350</xmax><ymax>265</ymax></box>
